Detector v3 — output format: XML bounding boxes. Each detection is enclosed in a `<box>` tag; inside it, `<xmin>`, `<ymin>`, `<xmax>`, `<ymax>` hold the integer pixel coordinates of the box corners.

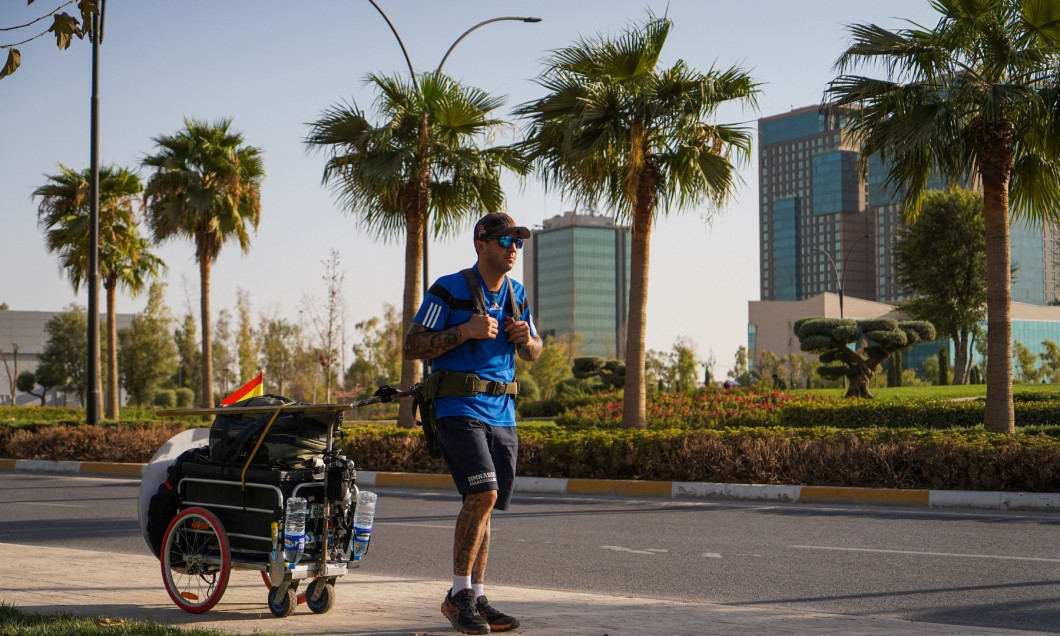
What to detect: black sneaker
<box><xmin>441</xmin><ymin>588</ymin><xmax>490</xmax><ymax>635</ymax></box>
<box><xmin>476</xmin><ymin>595</ymin><xmax>520</xmax><ymax>632</ymax></box>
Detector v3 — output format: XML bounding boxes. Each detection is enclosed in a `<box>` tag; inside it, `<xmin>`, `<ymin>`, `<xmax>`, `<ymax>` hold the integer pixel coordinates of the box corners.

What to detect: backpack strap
<box><xmin>460</xmin><ymin>268</ymin><xmax>489</xmax><ymax>315</ymax></box>
<box><xmin>461</xmin><ymin>267</ymin><xmax>524</xmax><ymax>319</ymax></box>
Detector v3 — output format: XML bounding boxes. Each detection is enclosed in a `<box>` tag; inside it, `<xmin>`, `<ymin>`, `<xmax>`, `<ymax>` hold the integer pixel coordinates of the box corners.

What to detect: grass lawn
<box><xmin>0</xmin><ymin>603</ymin><xmax>290</xmax><ymax>636</ymax></box>
<box><xmin>803</xmin><ymin>383</ymin><xmax>1060</xmax><ymax>401</ymax></box>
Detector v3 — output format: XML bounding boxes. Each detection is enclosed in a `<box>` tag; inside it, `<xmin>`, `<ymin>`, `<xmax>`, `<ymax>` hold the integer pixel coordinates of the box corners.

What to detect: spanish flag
<box><xmin>221</xmin><ymin>370</ymin><xmax>264</xmax><ymax>405</ymax></box>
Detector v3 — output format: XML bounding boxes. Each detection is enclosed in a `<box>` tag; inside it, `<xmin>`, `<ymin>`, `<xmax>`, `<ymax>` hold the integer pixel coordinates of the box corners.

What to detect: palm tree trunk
<box><xmin>200</xmin><ymin>256</ymin><xmax>214</xmax><ymax>411</ymax></box>
<box><xmin>397</xmin><ymin>187</ymin><xmax>424</xmax><ymax>429</ymax></box>
<box><xmin>621</xmin><ymin>203</ymin><xmax>652</xmax><ymax>429</ymax></box>
<box><xmin>105</xmin><ymin>281</ymin><xmax>119</xmax><ymax>419</ymax></box>
<box><xmin>979</xmin><ymin>120</ymin><xmax>1015</xmax><ymax>434</ymax></box>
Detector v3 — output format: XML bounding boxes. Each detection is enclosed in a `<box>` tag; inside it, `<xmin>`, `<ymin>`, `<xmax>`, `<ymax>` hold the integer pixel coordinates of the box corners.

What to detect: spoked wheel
<box><xmin>260</xmin><ymin>571</ymin><xmax>312</xmax><ymax>605</ymax></box>
<box><xmin>268</xmin><ymin>584</ymin><xmax>298</xmax><ymax>618</ymax></box>
<box><xmin>161</xmin><ymin>507</ymin><xmax>231</xmax><ymax>614</ymax></box>
<box><xmin>305</xmin><ymin>577</ymin><xmax>336</xmax><ymax>614</ymax></box>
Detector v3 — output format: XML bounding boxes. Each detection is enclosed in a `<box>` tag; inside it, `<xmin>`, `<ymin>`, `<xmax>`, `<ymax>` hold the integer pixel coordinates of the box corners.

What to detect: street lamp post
<box><xmin>817</xmin><ymin>233</ymin><xmax>870</xmax><ymax>319</ymax></box>
<box><xmin>86</xmin><ymin>0</ymin><xmax>107</xmax><ymax>425</ymax></box>
<box><xmin>364</xmin><ymin>2</ymin><xmax>540</xmax><ymax>379</ymax></box>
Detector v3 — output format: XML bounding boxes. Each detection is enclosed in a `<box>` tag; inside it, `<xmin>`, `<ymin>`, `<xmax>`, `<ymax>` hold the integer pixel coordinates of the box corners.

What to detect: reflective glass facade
<box><xmin>529</xmin><ymin>214</ymin><xmax>631</xmax><ymax>358</ymax></box>
<box><xmin>812</xmin><ymin>150</ymin><xmax>859</xmax><ymax>216</ymax></box>
<box><xmin>772</xmin><ymin>198</ymin><xmax>799</xmax><ymax>300</ymax></box>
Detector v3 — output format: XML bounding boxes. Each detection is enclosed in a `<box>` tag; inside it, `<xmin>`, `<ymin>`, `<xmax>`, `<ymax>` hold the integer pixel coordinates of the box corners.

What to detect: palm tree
<box><xmin>142</xmin><ymin>117</ymin><xmax>264</xmax><ymax>409</ymax></box>
<box><xmin>34</xmin><ymin>164</ymin><xmax>164</xmax><ymax>419</ymax></box>
<box><xmin>515</xmin><ymin>14</ymin><xmax>759</xmax><ymax>428</ymax></box>
<box><xmin>826</xmin><ymin>0</ymin><xmax>1060</xmax><ymax>434</ymax></box>
<box><xmin>305</xmin><ymin>71</ymin><xmax>526</xmax><ymax>427</ymax></box>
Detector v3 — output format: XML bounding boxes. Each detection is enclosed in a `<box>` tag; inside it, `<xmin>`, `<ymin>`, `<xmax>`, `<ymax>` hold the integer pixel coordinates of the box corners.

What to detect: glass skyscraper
<box><xmin>523</xmin><ymin>211</ymin><xmax>631</xmax><ymax>358</ymax></box>
<box><xmin>759</xmin><ymin>105</ymin><xmax>874</xmax><ymax>305</ymax></box>
<box><xmin>760</xmin><ymin>105</ymin><xmax>1060</xmax><ymax>307</ymax></box>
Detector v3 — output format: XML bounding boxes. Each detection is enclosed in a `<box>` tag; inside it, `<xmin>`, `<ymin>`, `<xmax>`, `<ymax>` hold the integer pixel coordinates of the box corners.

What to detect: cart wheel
<box><xmin>260</xmin><ymin>571</ymin><xmax>312</xmax><ymax>605</ymax></box>
<box><xmin>268</xmin><ymin>585</ymin><xmax>297</xmax><ymax>618</ymax></box>
<box><xmin>161</xmin><ymin>507</ymin><xmax>231</xmax><ymax>614</ymax></box>
<box><xmin>305</xmin><ymin>578</ymin><xmax>336</xmax><ymax>614</ymax></box>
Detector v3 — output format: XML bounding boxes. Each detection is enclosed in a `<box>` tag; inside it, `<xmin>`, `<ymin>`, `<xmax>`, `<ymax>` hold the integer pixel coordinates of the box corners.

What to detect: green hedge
<box><xmin>336</xmin><ymin>424</ymin><xmax>1060</xmax><ymax>493</ymax></box>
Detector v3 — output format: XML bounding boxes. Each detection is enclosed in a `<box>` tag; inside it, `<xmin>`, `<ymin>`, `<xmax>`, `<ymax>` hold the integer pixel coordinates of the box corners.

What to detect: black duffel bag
<box><xmin>208</xmin><ymin>394</ymin><xmax>337</xmax><ymax>469</ymax></box>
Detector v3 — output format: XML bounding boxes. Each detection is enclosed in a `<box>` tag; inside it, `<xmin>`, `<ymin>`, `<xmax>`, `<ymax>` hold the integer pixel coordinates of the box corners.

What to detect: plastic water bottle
<box><xmin>284</xmin><ymin>497</ymin><xmax>308</xmax><ymax>565</ymax></box>
<box><xmin>351</xmin><ymin>490</ymin><xmax>377</xmax><ymax>558</ymax></box>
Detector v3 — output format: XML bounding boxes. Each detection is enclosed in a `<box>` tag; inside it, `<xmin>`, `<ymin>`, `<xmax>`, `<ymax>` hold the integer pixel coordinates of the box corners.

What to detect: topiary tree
<box><xmin>793</xmin><ymin>317</ymin><xmax>935</xmax><ymax>399</ymax></box>
<box><xmin>572</xmin><ymin>356</ymin><xmax>626</xmax><ymax>391</ymax></box>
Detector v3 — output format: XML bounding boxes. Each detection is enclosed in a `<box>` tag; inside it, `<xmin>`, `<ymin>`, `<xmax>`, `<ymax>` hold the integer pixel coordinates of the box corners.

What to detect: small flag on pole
<box><xmin>221</xmin><ymin>370</ymin><xmax>264</xmax><ymax>405</ymax></box>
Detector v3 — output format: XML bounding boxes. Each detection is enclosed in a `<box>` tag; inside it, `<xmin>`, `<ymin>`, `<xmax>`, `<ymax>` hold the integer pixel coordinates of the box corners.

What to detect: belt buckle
<box><xmin>488</xmin><ymin>381</ymin><xmax>507</xmax><ymax>395</ymax></box>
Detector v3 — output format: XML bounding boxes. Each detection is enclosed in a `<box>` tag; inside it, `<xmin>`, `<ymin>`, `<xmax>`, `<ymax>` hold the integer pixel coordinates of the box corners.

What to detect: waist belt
<box><xmin>425</xmin><ymin>370</ymin><xmax>520</xmax><ymax>398</ymax></box>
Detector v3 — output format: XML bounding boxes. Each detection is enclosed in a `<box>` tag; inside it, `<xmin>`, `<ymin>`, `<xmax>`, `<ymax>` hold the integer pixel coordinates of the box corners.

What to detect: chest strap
<box><xmin>425</xmin><ymin>370</ymin><xmax>519</xmax><ymax>398</ymax></box>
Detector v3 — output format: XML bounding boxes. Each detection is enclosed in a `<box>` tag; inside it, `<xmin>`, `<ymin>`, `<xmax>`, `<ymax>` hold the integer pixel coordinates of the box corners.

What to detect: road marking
<box><xmin>15</xmin><ymin>502</ymin><xmax>87</xmax><ymax>508</ymax></box>
<box><xmin>701</xmin><ymin>552</ymin><xmax>723</xmax><ymax>558</ymax></box>
<box><xmin>789</xmin><ymin>545</ymin><xmax>1060</xmax><ymax>563</ymax></box>
<box><xmin>601</xmin><ymin>545</ymin><xmax>662</xmax><ymax>555</ymax></box>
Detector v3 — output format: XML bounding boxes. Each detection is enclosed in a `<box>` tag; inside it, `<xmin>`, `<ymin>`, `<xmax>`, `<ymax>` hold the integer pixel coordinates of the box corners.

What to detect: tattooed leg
<box><xmin>454</xmin><ymin>490</ymin><xmax>497</xmax><ymax>576</ymax></box>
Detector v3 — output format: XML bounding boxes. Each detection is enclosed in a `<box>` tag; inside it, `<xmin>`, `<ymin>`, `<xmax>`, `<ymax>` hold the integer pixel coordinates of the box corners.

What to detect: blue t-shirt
<box><xmin>413</xmin><ymin>265</ymin><xmax>536</xmax><ymax>426</ymax></box>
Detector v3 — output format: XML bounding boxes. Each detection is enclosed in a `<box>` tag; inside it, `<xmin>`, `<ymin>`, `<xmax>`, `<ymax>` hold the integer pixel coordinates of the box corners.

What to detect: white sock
<box><xmin>472</xmin><ymin>583</ymin><xmax>485</xmax><ymax>602</ymax></box>
<box><xmin>453</xmin><ymin>575</ymin><xmax>472</xmax><ymax>595</ymax></box>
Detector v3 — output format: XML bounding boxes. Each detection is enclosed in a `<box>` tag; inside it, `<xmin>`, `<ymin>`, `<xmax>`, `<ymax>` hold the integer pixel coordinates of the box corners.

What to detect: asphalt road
<box><xmin>1</xmin><ymin>472</ymin><xmax>1059</xmax><ymax>633</ymax></box>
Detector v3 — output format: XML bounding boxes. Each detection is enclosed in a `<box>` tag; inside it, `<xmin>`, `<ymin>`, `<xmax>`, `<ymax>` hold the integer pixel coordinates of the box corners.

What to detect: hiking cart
<box><xmin>145</xmin><ymin>386</ymin><xmax>419</xmax><ymax>617</ymax></box>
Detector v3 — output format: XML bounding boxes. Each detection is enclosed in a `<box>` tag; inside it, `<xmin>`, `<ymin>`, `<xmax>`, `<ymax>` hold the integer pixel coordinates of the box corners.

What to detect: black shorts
<box><xmin>435</xmin><ymin>416</ymin><xmax>518</xmax><ymax>511</ymax></box>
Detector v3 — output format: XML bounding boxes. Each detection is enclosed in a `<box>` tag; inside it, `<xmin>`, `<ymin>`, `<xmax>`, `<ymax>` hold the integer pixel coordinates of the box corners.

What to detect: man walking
<box><xmin>404</xmin><ymin>212</ymin><xmax>543</xmax><ymax>634</ymax></box>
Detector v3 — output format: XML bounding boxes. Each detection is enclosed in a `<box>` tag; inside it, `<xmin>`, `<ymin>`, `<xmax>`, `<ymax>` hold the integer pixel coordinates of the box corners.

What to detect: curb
<box><xmin>3</xmin><ymin>459</ymin><xmax>1059</xmax><ymax>512</ymax></box>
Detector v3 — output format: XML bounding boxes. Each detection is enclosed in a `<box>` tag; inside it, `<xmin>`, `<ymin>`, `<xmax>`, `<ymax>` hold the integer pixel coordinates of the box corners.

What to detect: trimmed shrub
<box><xmin>175</xmin><ymin>388</ymin><xmax>195</xmax><ymax>408</ymax></box>
<box><xmin>153</xmin><ymin>390</ymin><xmax>176</xmax><ymax>408</ymax></box>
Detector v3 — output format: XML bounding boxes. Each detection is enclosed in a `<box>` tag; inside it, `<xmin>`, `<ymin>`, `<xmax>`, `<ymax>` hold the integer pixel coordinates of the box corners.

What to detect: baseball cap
<box><xmin>473</xmin><ymin>213</ymin><xmax>531</xmax><ymax>242</ymax></box>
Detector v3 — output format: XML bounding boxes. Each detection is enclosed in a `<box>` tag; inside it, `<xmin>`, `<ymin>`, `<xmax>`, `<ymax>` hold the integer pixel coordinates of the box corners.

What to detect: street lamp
<box><xmin>364</xmin><ymin>2</ymin><xmax>541</xmax><ymax>378</ymax></box>
<box><xmin>86</xmin><ymin>0</ymin><xmax>107</xmax><ymax>425</ymax></box>
<box><xmin>816</xmin><ymin>233</ymin><xmax>870</xmax><ymax>319</ymax></box>
<box><xmin>366</xmin><ymin>2</ymin><xmax>541</xmax><ymax>300</ymax></box>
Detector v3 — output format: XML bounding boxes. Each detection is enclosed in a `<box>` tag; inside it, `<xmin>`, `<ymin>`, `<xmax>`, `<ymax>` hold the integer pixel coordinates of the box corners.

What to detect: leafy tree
<box><xmin>572</xmin><ymin>357</ymin><xmax>626</xmax><ymax>391</ymax></box>
<box><xmin>521</xmin><ymin>333</ymin><xmax>579</xmax><ymax>400</ymax></box>
<box><xmin>143</xmin><ymin>117</ymin><xmax>265</xmax><ymax>410</ymax></box>
<box><xmin>729</xmin><ymin>346</ymin><xmax>750</xmax><ymax>383</ymax></box>
<box><xmin>33</xmin><ymin>164</ymin><xmax>164</xmax><ymax>419</ymax></box>
<box><xmin>346</xmin><ymin>303</ymin><xmax>403</xmax><ymax>397</ymax></box>
<box><xmin>894</xmin><ymin>187</ymin><xmax>986</xmax><ymax>384</ymax></box>
<box><xmin>16</xmin><ymin>371</ymin><xmax>47</xmax><ymax>406</ymax></box>
<box><xmin>211</xmin><ymin>308</ymin><xmax>235</xmax><ymax>399</ymax></box>
<box><xmin>1013</xmin><ymin>340</ymin><xmax>1041</xmax><ymax>383</ymax></box>
<box><xmin>118</xmin><ymin>282</ymin><xmax>177</xmax><ymax>406</ymax></box>
<box><xmin>172</xmin><ymin>313</ymin><xmax>201</xmax><ymax>401</ymax></box>
<box><xmin>234</xmin><ymin>288</ymin><xmax>260</xmax><ymax>382</ymax></box>
<box><xmin>827</xmin><ymin>0</ymin><xmax>1060</xmax><ymax>432</ymax></box>
<box><xmin>516</xmin><ymin>14</ymin><xmax>759</xmax><ymax>428</ymax></box>
<box><xmin>794</xmin><ymin>317</ymin><xmax>936</xmax><ymax>398</ymax></box>
<box><xmin>38</xmin><ymin>305</ymin><xmax>89</xmax><ymax>405</ymax></box>
<box><xmin>261</xmin><ymin>316</ymin><xmax>299</xmax><ymax>397</ymax></box>
<box><xmin>305</xmin><ymin>72</ymin><xmax>525</xmax><ymax>427</ymax></box>
<box><xmin>1038</xmin><ymin>339</ymin><xmax>1060</xmax><ymax>383</ymax></box>
<box><xmin>1</xmin><ymin>0</ymin><xmax>99</xmax><ymax>80</ymax></box>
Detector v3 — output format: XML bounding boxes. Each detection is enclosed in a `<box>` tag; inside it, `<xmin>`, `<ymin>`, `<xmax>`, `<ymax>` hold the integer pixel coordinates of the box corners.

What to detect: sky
<box><xmin>0</xmin><ymin>0</ymin><xmax>941</xmax><ymax>377</ymax></box>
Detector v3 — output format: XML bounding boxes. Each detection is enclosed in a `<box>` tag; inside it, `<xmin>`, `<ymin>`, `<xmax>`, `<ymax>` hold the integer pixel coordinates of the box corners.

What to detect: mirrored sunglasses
<box><xmin>496</xmin><ymin>236</ymin><xmax>524</xmax><ymax>249</ymax></box>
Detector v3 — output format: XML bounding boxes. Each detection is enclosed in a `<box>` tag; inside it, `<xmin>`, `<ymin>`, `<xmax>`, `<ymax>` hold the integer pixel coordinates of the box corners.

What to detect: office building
<box><xmin>759</xmin><ymin>105</ymin><xmax>874</xmax><ymax>305</ymax></box>
<box><xmin>523</xmin><ymin>211</ymin><xmax>631</xmax><ymax>358</ymax></box>
<box><xmin>754</xmin><ymin>104</ymin><xmax>1060</xmax><ymax>372</ymax></box>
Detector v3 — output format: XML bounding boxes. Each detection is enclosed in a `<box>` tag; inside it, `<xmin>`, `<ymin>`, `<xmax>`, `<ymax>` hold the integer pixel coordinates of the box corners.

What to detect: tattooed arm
<box><xmin>403</xmin><ymin>314</ymin><xmax>497</xmax><ymax>360</ymax></box>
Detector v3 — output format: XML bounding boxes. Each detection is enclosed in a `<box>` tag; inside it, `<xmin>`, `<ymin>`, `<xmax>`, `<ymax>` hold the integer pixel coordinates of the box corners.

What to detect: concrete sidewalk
<box><xmin>0</xmin><ymin>541</ymin><xmax>1049</xmax><ymax>636</ymax></box>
